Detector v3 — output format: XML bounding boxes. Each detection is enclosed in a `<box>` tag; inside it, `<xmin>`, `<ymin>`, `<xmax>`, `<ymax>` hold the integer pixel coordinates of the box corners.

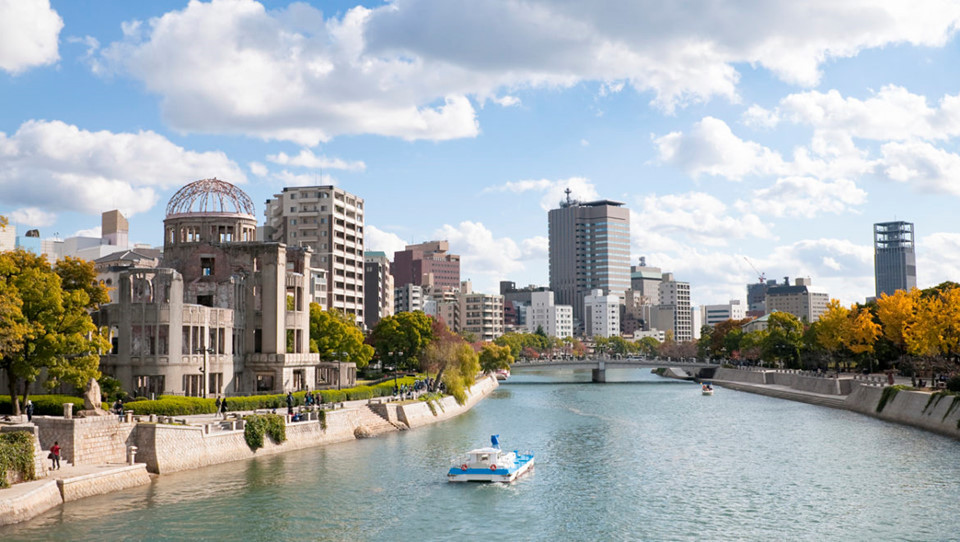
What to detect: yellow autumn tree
<box><xmin>815</xmin><ymin>299</ymin><xmax>850</xmax><ymax>364</ymax></box>
<box><xmin>905</xmin><ymin>293</ymin><xmax>941</xmax><ymax>358</ymax></box>
<box><xmin>844</xmin><ymin>307</ymin><xmax>881</xmax><ymax>374</ymax></box>
<box><xmin>876</xmin><ymin>289</ymin><xmax>918</xmax><ymax>355</ymax></box>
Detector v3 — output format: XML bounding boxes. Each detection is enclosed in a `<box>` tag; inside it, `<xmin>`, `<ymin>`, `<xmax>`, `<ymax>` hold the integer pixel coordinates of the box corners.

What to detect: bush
<box><xmin>243</xmin><ymin>414</ymin><xmax>287</xmax><ymax>451</ymax></box>
<box><xmin>947</xmin><ymin>376</ymin><xmax>960</xmax><ymax>393</ymax></box>
<box><xmin>0</xmin><ymin>431</ymin><xmax>35</xmax><ymax>488</ymax></box>
<box><xmin>118</xmin><ymin>396</ymin><xmax>216</xmax><ymax>416</ymax></box>
<box><xmin>0</xmin><ymin>395</ymin><xmax>93</xmax><ymax>416</ymax></box>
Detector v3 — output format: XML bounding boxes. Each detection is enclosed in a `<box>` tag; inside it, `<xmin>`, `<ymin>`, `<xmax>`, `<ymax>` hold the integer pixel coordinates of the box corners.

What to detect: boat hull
<box><xmin>448</xmin><ymin>455</ymin><xmax>534</xmax><ymax>483</ymax></box>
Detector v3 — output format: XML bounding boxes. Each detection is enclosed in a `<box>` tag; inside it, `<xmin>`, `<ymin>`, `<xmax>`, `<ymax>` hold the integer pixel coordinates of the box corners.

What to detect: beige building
<box><xmin>765</xmin><ymin>277</ymin><xmax>829</xmax><ymax>322</ymax></box>
<box><xmin>95</xmin><ymin>179</ymin><xmax>353</xmax><ymax>398</ymax></box>
<box><xmin>363</xmin><ymin>251</ymin><xmax>394</xmax><ymax>328</ymax></box>
<box><xmin>263</xmin><ymin>186</ymin><xmax>365</xmax><ymax>323</ymax></box>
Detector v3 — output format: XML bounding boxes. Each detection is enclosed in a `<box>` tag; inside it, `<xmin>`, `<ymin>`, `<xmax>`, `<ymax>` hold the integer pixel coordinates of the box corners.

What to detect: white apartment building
<box><xmin>394</xmin><ymin>283</ymin><xmax>424</xmax><ymax>313</ymax></box>
<box><xmin>766</xmin><ymin>277</ymin><xmax>829</xmax><ymax>322</ymax></box>
<box><xmin>264</xmin><ymin>186</ymin><xmax>365</xmax><ymax>322</ymax></box>
<box><xmin>524</xmin><ymin>290</ymin><xmax>574</xmax><ymax>338</ymax></box>
<box><xmin>701</xmin><ymin>299</ymin><xmax>746</xmax><ymax>327</ymax></box>
<box><xmin>659</xmin><ymin>273</ymin><xmax>692</xmax><ymax>342</ymax></box>
<box><xmin>584</xmin><ymin>289</ymin><xmax>621</xmax><ymax>338</ymax></box>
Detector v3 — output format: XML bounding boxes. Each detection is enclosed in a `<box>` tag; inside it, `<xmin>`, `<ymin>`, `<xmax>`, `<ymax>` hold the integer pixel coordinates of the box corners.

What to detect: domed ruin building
<box><xmin>95</xmin><ymin>178</ymin><xmax>353</xmax><ymax>398</ymax></box>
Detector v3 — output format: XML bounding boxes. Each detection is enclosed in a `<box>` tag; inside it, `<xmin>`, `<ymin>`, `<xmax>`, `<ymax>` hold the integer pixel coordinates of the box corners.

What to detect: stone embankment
<box><xmin>710</xmin><ymin>367</ymin><xmax>960</xmax><ymax>439</ymax></box>
<box><xmin>0</xmin><ymin>375</ymin><xmax>498</xmax><ymax>525</ymax></box>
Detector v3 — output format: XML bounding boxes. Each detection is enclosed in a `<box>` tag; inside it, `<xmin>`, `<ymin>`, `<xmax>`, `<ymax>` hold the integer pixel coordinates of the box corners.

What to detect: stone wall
<box><xmin>135</xmin><ymin>375</ymin><xmax>499</xmax><ymax>474</ymax></box>
<box><xmin>33</xmin><ymin>415</ymin><xmax>137</xmax><ymax>466</ymax></box>
<box><xmin>767</xmin><ymin>371</ymin><xmax>843</xmax><ymax>395</ymax></box>
<box><xmin>712</xmin><ymin>367</ymin><xmax>769</xmax><ymax>385</ymax></box>
<box><xmin>845</xmin><ymin>384</ymin><xmax>960</xmax><ymax>439</ymax></box>
<box><xmin>58</xmin><ymin>465</ymin><xmax>150</xmax><ymax>502</ymax></box>
<box><xmin>0</xmin><ymin>480</ymin><xmax>62</xmax><ymax>526</ymax></box>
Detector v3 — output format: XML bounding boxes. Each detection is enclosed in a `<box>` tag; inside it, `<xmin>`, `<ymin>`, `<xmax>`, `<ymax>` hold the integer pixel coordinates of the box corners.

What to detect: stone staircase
<box><xmin>352</xmin><ymin>405</ymin><xmax>406</xmax><ymax>438</ymax></box>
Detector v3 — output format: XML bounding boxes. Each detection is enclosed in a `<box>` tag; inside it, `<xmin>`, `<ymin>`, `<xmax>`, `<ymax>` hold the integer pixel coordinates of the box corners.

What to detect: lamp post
<box><xmin>195</xmin><ymin>345</ymin><xmax>215</xmax><ymax>397</ymax></box>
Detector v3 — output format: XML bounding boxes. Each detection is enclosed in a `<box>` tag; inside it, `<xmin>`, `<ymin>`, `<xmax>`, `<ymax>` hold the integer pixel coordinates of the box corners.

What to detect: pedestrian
<box><xmin>214</xmin><ymin>395</ymin><xmax>222</xmax><ymax>419</ymax></box>
<box><xmin>219</xmin><ymin>395</ymin><xmax>228</xmax><ymax>418</ymax></box>
<box><xmin>114</xmin><ymin>398</ymin><xmax>124</xmax><ymax>421</ymax></box>
<box><xmin>286</xmin><ymin>391</ymin><xmax>294</xmax><ymax>415</ymax></box>
<box><xmin>50</xmin><ymin>441</ymin><xmax>61</xmax><ymax>470</ymax></box>
<box><xmin>25</xmin><ymin>400</ymin><xmax>34</xmax><ymax>422</ymax></box>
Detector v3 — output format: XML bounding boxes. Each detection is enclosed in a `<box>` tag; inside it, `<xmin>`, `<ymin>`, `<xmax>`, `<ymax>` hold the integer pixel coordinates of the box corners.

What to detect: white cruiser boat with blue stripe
<box><xmin>448</xmin><ymin>435</ymin><xmax>534</xmax><ymax>483</ymax></box>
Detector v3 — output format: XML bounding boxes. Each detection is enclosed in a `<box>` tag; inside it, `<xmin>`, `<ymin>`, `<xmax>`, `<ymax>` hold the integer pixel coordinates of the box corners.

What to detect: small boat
<box><xmin>701</xmin><ymin>383</ymin><xmax>714</xmax><ymax>396</ymax></box>
<box><xmin>495</xmin><ymin>369</ymin><xmax>510</xmax><ymax>381</ymax></box>
<box><xmin>448</xmin><ymin>435</ymin><xmax>534</xmax><ymax>483</ymax></box>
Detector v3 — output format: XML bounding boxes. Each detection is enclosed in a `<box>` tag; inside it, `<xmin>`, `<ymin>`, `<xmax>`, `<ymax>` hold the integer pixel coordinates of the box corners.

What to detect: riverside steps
<box><xmin>512</xmin><ymin>356</ymin><xmax>716</xmax><ymax>382</ymax></box>
<box><xmin>709</xmin><ymin>367</ymin><xmax>960</xmax><ymax>440</ymax></box>
<box><xmin>0</xmin><ymin>375</ymin><xmax>499</xmax><ymax>526</ymax></box>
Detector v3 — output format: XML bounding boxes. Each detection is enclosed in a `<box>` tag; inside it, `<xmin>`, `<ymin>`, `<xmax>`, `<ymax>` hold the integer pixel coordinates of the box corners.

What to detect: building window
<box><xmin>256</xmin><ymin>373</ymin><xmax>274</xmax><ymax>392</ymax></box>
<box><xmin>208</xmin><ymin>373</ymin><xmax>223</xmax><ymax>395</ymax></box>
<box><xmin>201</xmin><ymin>257</ymin><xmax>214</xmax><ymax>276</ymax></box>
<box><xmin>183</xmin><ymin>374</ymin><xmax>203</xmax><ymax>397</ymax></box>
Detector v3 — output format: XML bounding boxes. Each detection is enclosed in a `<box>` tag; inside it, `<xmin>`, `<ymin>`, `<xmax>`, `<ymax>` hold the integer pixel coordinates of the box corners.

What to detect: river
<box><xmin>3</xmin><ymin>369</ymin><xmax>959</xmax><ymax>541</ymax></box>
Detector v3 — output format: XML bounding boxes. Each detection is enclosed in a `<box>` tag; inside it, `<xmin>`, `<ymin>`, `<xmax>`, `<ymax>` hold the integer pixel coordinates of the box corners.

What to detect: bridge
<box><xmin>510</xmin><ymin>357</ymin><xmax>718</xmax><ymax>382</ymax></box>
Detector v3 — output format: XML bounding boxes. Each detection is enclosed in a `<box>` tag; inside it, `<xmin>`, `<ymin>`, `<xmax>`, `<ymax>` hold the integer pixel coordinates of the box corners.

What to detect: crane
<box><xmin>743</xmin><ymin>256</ymin><xmax>765</xmax><ymax>284</ymax></box>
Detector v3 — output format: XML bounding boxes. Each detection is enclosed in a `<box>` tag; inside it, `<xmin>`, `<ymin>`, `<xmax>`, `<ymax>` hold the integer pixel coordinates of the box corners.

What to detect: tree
<box><xmin>420</xmin><ymin>320</ymin><xmax>479</xmax><ymax>401</ymax></box>
<box><xmin>55</xmin><ymin>257</ymin><xmax>110</xmax><ymax>309</ymax></box>
<box><xmin>815</xmin><ymin>300</ymin><xmax>851</xmax><ymax>368</ymax></box>
<box><xmin>369</xmin><ymin>311</ymin><xmax>435</xmax><ymax>371</ymax></box>
<box><xmin>636</xmin><ymin>336</ymin><xmax>660</xmax><ymax>357</ymax></box>
<box><xmin>876</xmin><ymin>289</ymin><xmax>918</xmax><ymax>356</ymax></box>
<box><xmin>845</xmin><ymin>307</ymin><xmax>881</xmax><ymax>370</ymax></box>
<box><xmin>479</xmin><ymin>343</ymin><xmax>513</xmax><ymax>374</ymax></box>
<box><xmin>762</xmin><ymin>312</ymin><xmax>803</xmax><ymax>368</ymax></box>
<box><xmin>0</xmin><ymin>250</ymin><xmax>108</xmax><ymax>414</ymax></box>
<box><xmin>308</xmin><ymin>305</ymin><xmax>374</xmax><ymax>368</ymax></box>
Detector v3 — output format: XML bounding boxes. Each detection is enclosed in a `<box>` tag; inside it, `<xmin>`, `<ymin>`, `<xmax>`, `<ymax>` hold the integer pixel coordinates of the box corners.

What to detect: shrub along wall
<box><xmin>121</xmin><ymin>376</ymin><xmax>421</xmax><ymax>416</ymax></box>
<box><xmin>0</xmin><ymin>431</ymin><xmax>35</xmax><ymax>488</ymax></box>
<box><xmin>0</xmin><ymin>395</ymin><xmax>109</xmax><ymax>416</ymax></box>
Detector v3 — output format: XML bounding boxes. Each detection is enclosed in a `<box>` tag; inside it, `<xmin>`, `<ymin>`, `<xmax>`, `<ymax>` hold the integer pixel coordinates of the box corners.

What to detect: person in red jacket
<box><xmin>50</xmin><ymin>441</ymin><xmax>61</xmax><ymax>470</ymax></box>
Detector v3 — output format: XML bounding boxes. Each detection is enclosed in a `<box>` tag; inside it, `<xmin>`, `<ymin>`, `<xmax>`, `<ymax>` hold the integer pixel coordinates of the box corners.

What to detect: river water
<box><xmin>3</xmin><ymin>370</ymin><xmax>960</xmax><ymax>541</ymax></box>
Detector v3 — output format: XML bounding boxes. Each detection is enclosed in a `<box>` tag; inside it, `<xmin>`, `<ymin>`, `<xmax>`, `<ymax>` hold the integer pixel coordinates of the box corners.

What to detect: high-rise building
<box><xmin>658</xmin><ymin>273</ymin><xmax>692</xmax><ymax>342</ymax></box>
<box><xmin>584</xmin><ymin>289</ymin><xmax>621</xmax><ymax>338</ymax></box>
<box><xmin>766</xmin><ymin>277</ymin><xmax>829</xmax><ymax>322</ymax></box>
<box><xmin>263</xmin><ymin>186</ymin><xmax>365</xmax><ymax>322</ymax></box>
<box><xmin>393</xmin><ymin>240</ymin><xmax>460</xmax><ymax>289</ymax></box>
<box><xmin>394</xmin><ymin>283</ymin><xmax>424</xmax><ymax>313</ymax></box>
<box><xmin>548</xmin><ymin>190</ymin><xmax>630</xmax><ymax>325</ymax></box>
<box><xmin>363</xmin><ymin>251</ymin><xmax>394</xmax><ymax>328</ymax></box>
<box><xmin>524</xmin><ymin>290</ymin><xmax>573</xmax><ymax>338</ymax></box>
<box><xmin>874</xmin><ymin>221</ymin><xmax>917</xmax><ymax>297</ymax></box>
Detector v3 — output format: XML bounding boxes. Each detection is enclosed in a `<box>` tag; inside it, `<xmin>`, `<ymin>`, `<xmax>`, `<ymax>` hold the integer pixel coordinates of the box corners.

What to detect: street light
<box><xmin>194</xmin><ymin>345</ymin><xmax>215</xmax><ymax>397</ymax></box>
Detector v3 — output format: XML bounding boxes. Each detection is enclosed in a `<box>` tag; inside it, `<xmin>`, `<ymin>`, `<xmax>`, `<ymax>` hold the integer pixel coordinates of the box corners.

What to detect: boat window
<box><xmin>481</xmin><ymin>454</ymin><xmax>489</xmax><ymax>461</ymax></box>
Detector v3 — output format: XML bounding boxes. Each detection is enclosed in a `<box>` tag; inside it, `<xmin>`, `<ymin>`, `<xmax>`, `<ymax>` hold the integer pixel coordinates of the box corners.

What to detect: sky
<box><xmin>2</xmin><ymin>0</ymin><xmax>960</xmax><ymax>308</ymax></box>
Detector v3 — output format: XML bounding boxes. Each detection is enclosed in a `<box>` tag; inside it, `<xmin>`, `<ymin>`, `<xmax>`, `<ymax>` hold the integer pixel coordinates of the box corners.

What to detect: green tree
<box><xmin>369</xmin><ymin>311</ymin><xmax>435</xmax><ymax>371</ymax></box>
<box><xmin>762</xmin><ymin>312</ymin><xmax>803</xmax><ymax>368</ymax></box>
<box><xmin>479</xmin><ymin>343</ymin><xmax>514</xmax><ymax>373</ymax></box>
<box><xmin>420</xmin><ymin>320</ymin><xmax>479</xmax><ymax>401</ymax></box>
<box><xmin>636</xmin><ymin>336</ymin><xmax>660</xmax><ymax>357</ymax></box>
<box><xmin>308</xmin><ymin>305</ymin><xmax>374</xmax><ymax>368</ymax></box>
<box><xmin>0</xmin><ymin>250</ymin><xmax>108</xmax><ymax>415</ymax></box>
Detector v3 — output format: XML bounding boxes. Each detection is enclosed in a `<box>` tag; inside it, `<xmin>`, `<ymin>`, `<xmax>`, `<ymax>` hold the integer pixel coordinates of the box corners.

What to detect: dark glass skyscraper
<box><xmin>874</xmin><ymin>221</ymin><xmax>917</xmax><ymax>297</ymax></box>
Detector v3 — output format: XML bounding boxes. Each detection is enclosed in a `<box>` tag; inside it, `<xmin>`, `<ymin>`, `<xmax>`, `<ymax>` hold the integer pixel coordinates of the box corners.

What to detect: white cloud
<box><xmin>876</xmin><ymin>140</ymin><xmax>960</xmax><ymax>195</ymax></box>
<box><xmin>741</xmin><ymin>104</ymin><xmax>780</xmax><ymax>129</ymax></box>
<box><xmin>73</xmin><ymin>226</ymin><xmax>102</xmax><ymax>238</ymax></box>
<box><xmin>634</xmin><ymin>192</ymin><xmax>773</xmax><ymax>247</ymax></box>
<box><xmin>738</xmin><ymin>176</ymin><xmax>867</xmax><ymax>218</ymax></box>
<box><xmin>484</xmin><ymin>176</ymin><xmax>599</xmax><ymax>211</ymax></box>
<box><xmin>918</xmin><ymin>233</ymin><xmax>960</xmax><ymax>288</ymax></box>
<box><xmin>778</xmin><ymin>85</ymin><xmax>960</xmax><ymax>141</ymax></box>
<box><xmin>365</xmin><ymin>225</ymin><xmax>408</xmax><ymax>258</ymax></box>
<box><xmin>266</xmin><ymin>149</ymin><xmax>366</xmax><ymax>171</ymax></box>
<box><xmin>95</xmin><ymin>0</ymin><xmax>960</xmax><ymax>142</ymax></box>
<box><xmin>492</xmin><ymin>95</ymin><xmax>521</xmax><ymax>107</ymax></box>
<box><xmin>0</xmin><ymin>120</ymin><xmax>246</xmax><ymax>217</ymax></box>
<box><xmin>765</xmin><ymin>238</ymin><xmax>875</xmax><ymax>304</ymax></box>
<box><xmin>432</xmin><ymin>221</ymin><xmax>546</xmax><ymax>291</ymax></box>
<box><xmin>654</xmin><ymin>117</ymin><xmax>785</xmax><ymax>180</ymax></box>
<box><xmin>8</xmin><ymin>207</ymin><xmax>56</xmax><ymax>227</ymax></box>
<box><xmin>249</xmin><ymin>161</ymin><xmax>268</xmax><ymax>177</ymax></box>
<box><xmin>580</xmin><ymin>138</ymin><xmax>590</xmax><ymax>147</ymax></box>
<box><xmin>0</xmin><ymin>0</ymin><xmax>63</xmax><ymax>74</ymax></box>
<box><xmin>273</xmin><ymin>170</ymin><xmax>335</xmax><ymax>187</ymax></box>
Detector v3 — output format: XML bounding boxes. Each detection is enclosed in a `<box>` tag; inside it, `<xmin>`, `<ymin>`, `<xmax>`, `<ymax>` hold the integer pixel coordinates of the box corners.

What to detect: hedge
<box><xmin>0</xmin><ymin>431</ymin><xmax>35</xmax><ymax>488</ymax></box>
<box><xmin>243</xmin><ymin>414</ymin><xmax>286</xmax><ymax>451</ymax></box>
<box><xmin>0</xmin><ymin>395</ymin><xmax>110</xmax><ymax>416</ymax></box>
<box><xmin>116</xmin><ymin>376</ymin><xmax>423</xmax><ymax>417</ymax></box>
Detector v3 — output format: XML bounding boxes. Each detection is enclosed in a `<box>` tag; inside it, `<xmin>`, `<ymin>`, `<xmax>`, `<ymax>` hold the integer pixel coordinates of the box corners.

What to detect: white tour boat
<box><xmin>448</xmin><ymin>435</ymin><xmax>534</xmax><ymax>483</ymax></box>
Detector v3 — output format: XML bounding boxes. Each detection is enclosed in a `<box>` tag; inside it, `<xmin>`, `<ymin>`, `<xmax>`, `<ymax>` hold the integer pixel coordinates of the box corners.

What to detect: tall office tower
<box><xmin>392</xmin><ymin>240</ymin><xmax>460</xmax><ymax>289</ymax></box>
<box><xmin>874</xmin><ymin>221</ymin><xmax>917</xmax><ymax>297</ymax></box>
<box><xmin>548</xmin><ymin>189</ymin><xmax>631</xmax><ymax>325</ymax></box>
<box><xmin>263</xmin><ymin>186</ymin><xmax>365</xmax><ymax>322</ymax></box>
<box><xmin>363</xmin><ymin>251</ymin><xmax>394</xmax><ymax>328</ymax></box>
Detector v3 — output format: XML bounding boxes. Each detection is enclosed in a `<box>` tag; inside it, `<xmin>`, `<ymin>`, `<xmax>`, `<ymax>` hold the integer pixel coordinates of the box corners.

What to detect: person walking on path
<box><xmin>25</xmin><ymin>400</ymin><xmax>34</xmax><ymax>422</ymax></box>
<box><xmin>219</xmin><ymin>395</ymin><xmax>228</xmax><ymax>418</ymax></box>
<box><xmin>50</xmin><ymin>441</ymin><xmax>61</xmax><ymax>470</ymax></box>
<box><xmin>286</xmin><ymin>392</ymin><xmax>294</xmax><ymax>415</ymax></box>
<box><xmin>215</xmin><ymin>395</ymin><xmax>223</xmax><ymax>419</ymax></box>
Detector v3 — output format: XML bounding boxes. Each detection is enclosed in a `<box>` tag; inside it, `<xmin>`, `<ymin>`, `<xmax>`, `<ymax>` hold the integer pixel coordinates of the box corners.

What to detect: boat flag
<box><xmin>491</xmin><ymin>435</ymin><xmax>500</xmax><ymax>449</ymax></box>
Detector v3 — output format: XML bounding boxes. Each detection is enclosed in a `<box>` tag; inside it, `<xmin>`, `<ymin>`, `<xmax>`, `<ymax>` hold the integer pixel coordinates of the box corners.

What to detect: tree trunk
<box><xmin>431</xmin><ymin>367</ymin><xmax>446</xmax><ymax>392</ymax></box>
<box><xmin>7</xmin><ymin>373</ymin><xmax>20</xmax><ymax>416</ymax></box>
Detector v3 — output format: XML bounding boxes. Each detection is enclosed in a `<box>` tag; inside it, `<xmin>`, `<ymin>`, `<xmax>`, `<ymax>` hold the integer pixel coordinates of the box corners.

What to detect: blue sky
<box><xmin>3</xmin><ymin>0</ymin><xmax>960</xmax><ymax>307</ymax></box>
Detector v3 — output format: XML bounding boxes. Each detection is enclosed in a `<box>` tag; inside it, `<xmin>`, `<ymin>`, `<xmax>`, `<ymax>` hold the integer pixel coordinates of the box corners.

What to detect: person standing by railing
<box><xmin>50</xmin><ymin>441</ymin><xmax>61</xmax><ymax>470</ymax></box>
